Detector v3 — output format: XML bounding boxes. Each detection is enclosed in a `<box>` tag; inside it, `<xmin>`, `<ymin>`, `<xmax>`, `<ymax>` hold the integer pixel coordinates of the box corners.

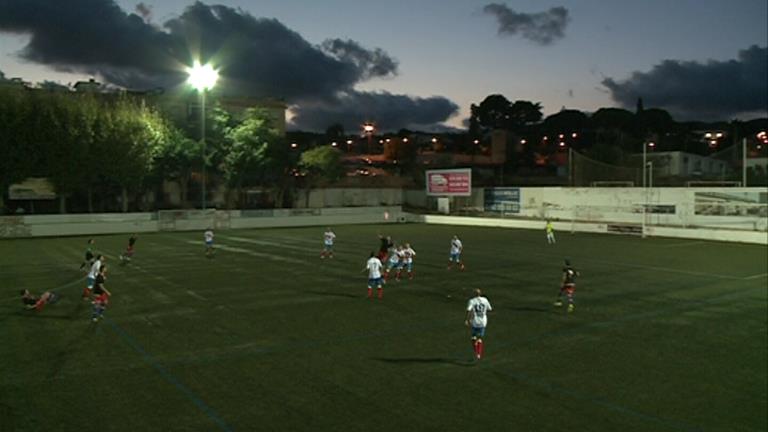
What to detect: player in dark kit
<box><xmin>91</xmin><ymin>265</ymin><xmax>112</xmax><ymax>322</ymax></box>
<box><xmin>377</xmin><ymin>234</ymin><xmax>393</xmax><ymax>262</ymax></box>
<box><xmin>553</xmin><ymin>259</ymin><xmax>580</xmax><ymax>312</ymax></box>
<box><xmin>120</xmin><ymin>234</ymin><xmax>138</xmax><ymax>263</ymax></box>
<box><xmin>79</xmin><ymin>238</ymin><xmax>95</xmax><ymax>271</ymax></box>
<box><xmin>20</xmin><ymin>289</ymin><xmax>60</xmax><ymax>311</ymax></box>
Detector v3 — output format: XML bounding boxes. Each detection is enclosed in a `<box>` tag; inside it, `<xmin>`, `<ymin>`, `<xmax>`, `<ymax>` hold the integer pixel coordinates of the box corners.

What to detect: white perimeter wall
<box><xmin>405</xmin><ymin>187</ymin><xmax>767</xmax><ymax>231</ymax></box>
<box><xmin>0</xmin><ymin>206</ymin><xmax>405</xmax><ymax>238</ymax></box>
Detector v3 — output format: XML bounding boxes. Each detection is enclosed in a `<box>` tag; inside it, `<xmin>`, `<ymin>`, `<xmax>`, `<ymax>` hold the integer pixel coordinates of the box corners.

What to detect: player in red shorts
<box><xmin>553</xmin><ymin>259</ymin><xmax>579</xmax><ymax>312</ymax></box>
<box><xmin>20</xmin><ymin>289</ymin><xmax>60</xmax><ymax>311</ymax></box>
<box><xmin>377</xmin><ymin>234</ymin><xmax>393</xmax><ymax>262</ymax></box>
<box><xmin>91</xmin><ymin>265</ymin><xmax>112</xmax><ymax>322</ymax></box>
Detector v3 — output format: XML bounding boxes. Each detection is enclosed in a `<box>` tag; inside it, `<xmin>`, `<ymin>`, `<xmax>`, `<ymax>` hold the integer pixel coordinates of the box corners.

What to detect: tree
<box><xmin>543</xmin><ymin>109</ymin><xmax>589</xmax><ymax>135</ymax></box>
<box><xmin>222</xmin><ymin>107</ymin><xmax>286</xmax><ymax>208</ymax></box>
<box><xmin>0</xmin><ymin>88</ymin><xmax>40</xmax><ymax>213</ymax></box>
<box><xmin>469</xmin><ymin>95</ymin><xmax>543</xmax><ymax>134</ymax></box>
<box><xmin>298</xmin><ymin>146</ymin><xmax>342</xmax><ymax>207</ymax></box>
<box><xmin>470</xmin><ymin>94</ymin><xmax>512</xmax><ymax>131</ymax></box>
<box><xmin>325</xmin><ymin>123</ymin><xmax>345</xmax><ymax>142</ymax></box>
<box><xmin>509</xmin><ymin>100</ymin><xmax>543</xmax><ymax>130</ymax></box>
<box><xmin>152</xmin><ymin>126</ymin><xmax>200</xmax><ymax>208</ymax></box>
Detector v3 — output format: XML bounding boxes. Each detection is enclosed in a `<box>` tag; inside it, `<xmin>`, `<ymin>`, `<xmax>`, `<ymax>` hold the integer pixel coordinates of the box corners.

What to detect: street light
<box><xmin>186</xmin><ymin>61</ymin><xmax>219</xmax><ymax>210</ymax></box>
<box><xmin>642</xmin><ymin>141</ymin><xmax>655</xmax><ymax>188</ymax></box>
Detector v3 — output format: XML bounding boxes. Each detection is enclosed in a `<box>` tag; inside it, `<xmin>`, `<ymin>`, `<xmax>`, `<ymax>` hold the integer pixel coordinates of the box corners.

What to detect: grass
<box><xmin>0</xmin><ymin>224</ymin><xmax>766</xmax><ymax>432</ymax></box>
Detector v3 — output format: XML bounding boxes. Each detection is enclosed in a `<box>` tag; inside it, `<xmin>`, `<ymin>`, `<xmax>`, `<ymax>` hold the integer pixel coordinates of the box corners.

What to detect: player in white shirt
<box><xmin>204</xmin><ymin>228</ymin><xmax>215</xmax><ymax>258</ymax></box>
<box><xmin>362</xmin><ymin>252</ymin><xmax>384</xmax><ymax>299</ymax></box>
<box><xmin>82</xmin><ymin>255</ymin><xmax>104</xmax><ymax>300</ymax></box>
<box><xmin>321</xmin><ymin>228</ymin><xmax>336</xmax><ymax>259</ymax></box>
<box><xmin>447</xmin><ymin>235</ymin><xmax>465</xmax><ymax>271</ymax></box>
<box><xmin>397</xmin><ymin>243</ymin><xmax>416</xmax><ymax>280</ymax></box>
<box><xmin>465</xmin><ymin>288</ymin><xmax>492</xmax><ymax>360</ymax></box>
<box><xmin>384</xmin><ymin>245</ymin><xmax>403</xmax><ymax>281</ymax></box>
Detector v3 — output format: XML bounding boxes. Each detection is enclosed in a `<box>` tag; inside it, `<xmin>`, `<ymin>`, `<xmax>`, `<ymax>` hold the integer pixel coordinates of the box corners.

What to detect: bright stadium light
<box><xmin>186</xmin><ymin>61</ymin><xmax>219</xmax><ymax>91</ymax></box>
<box><xmin>186</xmin><ymin>61</ymin><xmax>219</xmax><ymax>210</ymax></box>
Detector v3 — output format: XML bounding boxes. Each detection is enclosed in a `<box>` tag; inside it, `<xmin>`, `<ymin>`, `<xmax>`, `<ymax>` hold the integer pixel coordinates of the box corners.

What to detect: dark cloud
<box><xmin>135</xmin><ymin>2</ymin><xmax>152</xmax><ymax>22</ymax></box>
<box><xmin>0</xmin><ymin>0</ymin><xmax>452</xmax><ymax>129</ymax></box>
<box><xmin>290</xmin><ymin>91</ymin><xmax>459</xmax><ymax>132</ymax></box>
<box><xmin>603</xmin><ymin>45</ymin><xmax>768</xmax><ymax>120</ymax></box>
<box><xmin>482</xmin><ymin>3</ymin><xmax>569</xmax><ymax>45</ymax></box>
<box><xmin>321</xmin><ymin>39</ymin><xmax>398</xmax><ymax>81</ymax></box>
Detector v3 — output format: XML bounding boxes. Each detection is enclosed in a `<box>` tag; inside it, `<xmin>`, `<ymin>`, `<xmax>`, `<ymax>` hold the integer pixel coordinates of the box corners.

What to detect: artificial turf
<box><xmin>1</xmin><ymin>224</ymin><xmax>766</xmax><ymax>432</ymax></box>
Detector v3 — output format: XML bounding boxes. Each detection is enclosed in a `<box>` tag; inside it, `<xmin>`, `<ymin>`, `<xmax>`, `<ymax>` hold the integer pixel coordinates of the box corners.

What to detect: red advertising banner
<box><xmin>425</xmin><ymin>168</ymin><xmax>472</xmax><ymax>196</ymax></box>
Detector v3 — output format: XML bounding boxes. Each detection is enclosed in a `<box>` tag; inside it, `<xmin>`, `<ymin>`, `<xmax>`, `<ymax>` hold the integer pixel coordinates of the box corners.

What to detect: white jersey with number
<box><xmin>204</xmin><ymin>230</ymin><xmax>214</xmax><ymax>243</ymax></box>
<box><xmin>324</xmin><ymin>231</ymin><xmax>336</xmax><ymax>245</ymax></box>
<box><xmin>467</xmin><ymin>296</ymin><xmax>492</xmax><ymax>328</ymax></box>
<box><xmin>450</xmin><ymin>239</ymin><xmax>463</xmax><ymax>255</ymax></box>
<box><xmin>366</xmin><ymin>257</ymin><xmax>383</xmax><ymax>279</ymax></box>
<box><xmin>402</xmin><ymin>247</ymin><xmax>416</xmax><ymax>264</ymax></box>
<box><xmin>87</xmin><ymin>259</ymin><xmax>102</xmax><ymax>279</ymax></box>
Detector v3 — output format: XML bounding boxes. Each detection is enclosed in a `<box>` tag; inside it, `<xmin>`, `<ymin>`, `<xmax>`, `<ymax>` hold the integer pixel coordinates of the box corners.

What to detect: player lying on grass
<box><xmin>20</xmin><ymin>289</ymin><xmax>60</xmax><ymax>311</ymax></box>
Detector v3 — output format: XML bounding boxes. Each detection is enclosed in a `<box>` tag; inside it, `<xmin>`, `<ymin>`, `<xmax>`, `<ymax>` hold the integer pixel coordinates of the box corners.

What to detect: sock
<box><xmin>395</xmin><ymin>271</ymin><xmax>401</xmax><ymax>279</ymax></box>
<box><xmin>408</xmin><ymin>271</ymin><xmax>413</xmax><ymax>279</ymax></box>
<box><xmin>472</xmin><ymin>339</ymin><xmax>479</xmax><ymax>356</ymax></box>
<box><xmin>35</xmin><ymin>299</ymin><xmax>45</xmax><ymax>311</ymax></box>
<box><xmin>82</xmin><ymin>287</ymin><xmax>91</xmax><ymax>298</ymax></box>
<box><xmin>377</xmin><ymin>287</ymin><xmax>383</xmax><ymax>299</ymax></box>
<box><xmin>367</xmin><ymin>287</ymin><xmax>373</xmax><ymax>298</ymax></box>
<box><xmin>478</xmin><ymin>340</ymin><xmax>484</xmax><ymax>358</ymax></box>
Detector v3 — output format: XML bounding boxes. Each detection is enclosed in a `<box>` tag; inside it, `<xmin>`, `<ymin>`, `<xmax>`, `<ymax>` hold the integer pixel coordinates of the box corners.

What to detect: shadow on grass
<box><xmin>308</xmin><ymin>291</ymin><xmax>359</xmax><ymax>299</ymax></box>
<box><xmin>508</xmin><ymin>306</ymin><xmax>551</xmax><ymax>313</ymax></box>
<box><xmin>373</xmin><ymin>357</ymin><xmax>476</xmax><ymax>367</ymax></box>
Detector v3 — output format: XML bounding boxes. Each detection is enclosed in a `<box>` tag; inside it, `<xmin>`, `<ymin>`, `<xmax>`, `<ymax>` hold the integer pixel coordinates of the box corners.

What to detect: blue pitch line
<box><xmin>105</xmin><ymin>319</ymin><xmax>234</xmax><ymax>432</ymax></box>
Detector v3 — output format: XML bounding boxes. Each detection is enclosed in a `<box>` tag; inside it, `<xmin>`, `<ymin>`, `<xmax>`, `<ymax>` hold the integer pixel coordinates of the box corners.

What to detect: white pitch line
<box><xmin>186</xmin><ymin>290</ymin><xmax>208</xmax><ymax>301</ymax></box>
<box><xmin>743</xmin><ymin>272</ymin><xmax>768</xmax><ymax>280</ymax></box>
<box><xmin>184</xmin><ymin>240</ymin><xmax>307</xmax><ymax>265</ymax></box>
<box><xmin>221</xmin><ymin>235</ymin><xmax>317</xmax><ymax>253</ymax></box>
<box><xmin>657</xmin><ymin>241</ymin><xmax>705</xmax><ymax>248</ymax></box>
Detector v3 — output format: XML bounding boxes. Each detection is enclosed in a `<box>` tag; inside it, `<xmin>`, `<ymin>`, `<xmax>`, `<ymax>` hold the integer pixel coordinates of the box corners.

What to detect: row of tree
<box><xmin>0</xmin><ymin>88</ymin><xmax>313</xmax><ymax>213</ymax></box>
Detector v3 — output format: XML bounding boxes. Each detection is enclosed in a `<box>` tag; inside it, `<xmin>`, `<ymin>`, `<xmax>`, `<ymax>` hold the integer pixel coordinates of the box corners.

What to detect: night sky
<box><xmin>1</xmin><ymin>0</ymin><xmax>766</xmax><ymax>131</ymax></box>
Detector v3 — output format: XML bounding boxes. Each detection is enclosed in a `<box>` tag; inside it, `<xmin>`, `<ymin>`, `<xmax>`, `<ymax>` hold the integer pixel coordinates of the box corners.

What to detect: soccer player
<box><xmin>546</xmin><ymin>220</ymin><xmax>556</xmax><ymax>244</ymax></box>
<box><xmin>321</xmin><ymin>227</ymin><xmax>336</xmax><ymax>259</ymax></box>
<box><xmin>377</xmin><ymin>234</ymin><xmax>393</xmax><ymax>262</ymax></box>
<box><xmin>447</xmin><ymin>235</ymin><xmax>465</xmax><ymax>270</ymax></box>
<box><xmin>79</xmin><ymin>238</ymin><xmax>95</xmax><ymax>271</ymax></box>
<box><xmin>204</xmin><ymin>228</ymin><xmax>215</xmax><ymax>258</ymax></box>
<box><xmin>553</xmin><ymin>259</ymin><xmax>580</xmax><ymax>312</ymax></box>
<box><xmin>120</xmin><ymin>233</ymin><xmax>138</xmax><ymax>263</ymax></box>
<box><xmin>20</xmin><ymin>289</ymin><xmax>60</xmax><ymax>311</ymax></box>
<box><xmin>465</xmin><ymin>288</ymin><xmax>492</xmax><ymax>360</ymax></box>
<box><xmin>91</xmin><ymin>264</ymin><xmax>112</xmax><ymax>322</ymax></box>
<box><xmin>397</xmin><ymin>243</ymin><xmax>416</xmax><ymax>280</ymax></box>
<box><xmin>362</xmin><ymin>252</ymin><xmax>384</xmax><ymax>299</ymax></box>
<box><xmin>83</xmin><ymin>255</ymin><xmax>104</xmax><ymax>299</ymax></box>
<box><xmin>384</xmin><ymin>245</ymin><xmax>403</xmax><ymax>281</ymax></box>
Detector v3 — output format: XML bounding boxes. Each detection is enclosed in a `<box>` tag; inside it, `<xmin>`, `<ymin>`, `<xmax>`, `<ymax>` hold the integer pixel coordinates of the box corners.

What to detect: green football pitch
<box><xmin>1</xmin><ymin>224</ymin><xmax>766</xmax><ymax>432</ymax></box>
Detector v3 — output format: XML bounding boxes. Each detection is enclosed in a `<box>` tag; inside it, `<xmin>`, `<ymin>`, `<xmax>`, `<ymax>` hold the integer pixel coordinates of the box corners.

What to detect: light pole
<box><xmin>187</xmin><ymin>61</ymin><xmax>219</xmax><ymax>210</ymax></box>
